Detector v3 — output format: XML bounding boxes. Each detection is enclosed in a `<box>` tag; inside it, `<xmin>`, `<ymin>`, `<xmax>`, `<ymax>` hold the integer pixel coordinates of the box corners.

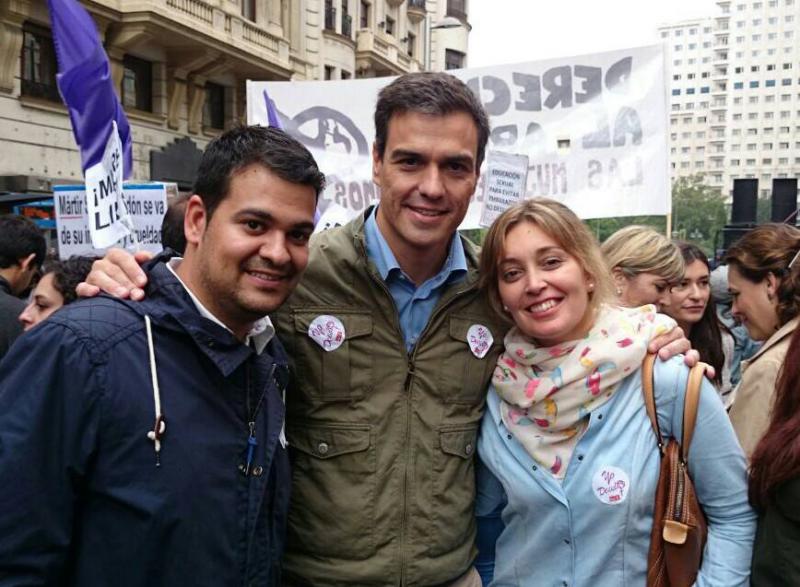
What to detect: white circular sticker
<box><xmin>308</xmin><ymin>315</ymin><xmax>346</xmax><ymax>352</ymax></box>
<box><xmin>467</xmin><ymin>324</ymin><xmax>493</xmax><ymax>359</ymax></box>
<box><xmin>592</xmin><ymin>465</ymin><xmax>630</xmax><ymax>505</ymax></box>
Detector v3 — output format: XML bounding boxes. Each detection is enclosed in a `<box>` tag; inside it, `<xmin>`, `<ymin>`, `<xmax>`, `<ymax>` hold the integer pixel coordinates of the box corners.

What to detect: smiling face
<box><xmin>665</xmin><ymin>259</ymin><xmax>711</xmax><ymax>331</ymax></box>
<box><xmin>615</xmin><ymin>271</ymin><xmax>672</xmax><ymax>310</ymax></box>
<box><xmin>373</xmin><ymin>110</ymin><xmax>479</xmax><ymax>282</ymax></box>
<box><xmin>18</xmin><ymin>272</ymin><xmax>64</xmax><ymax>331</ymax></box>
<box><xmin>498</xmin><ymin>221</ymin><xmax>594</xmax><ymax>346</ymax></box>
<box><xmin>728</xmin><ymin>265</ymin><xmax>780</xmax><ymax>341</ymax></box>
<box><xmin>180</xmin><ymin>163</ymin><xmax>316</xmax><ymax>338</ymax></box>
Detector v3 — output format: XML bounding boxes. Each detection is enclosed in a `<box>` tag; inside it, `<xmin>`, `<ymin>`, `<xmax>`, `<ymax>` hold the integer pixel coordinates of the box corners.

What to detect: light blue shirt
<box><xmin>476</xmin><ymin>356</ymin><xmax>756</xmax><ymax>587</ymax></box>
<box><xmin>364</xmin><ymin>207</ymin><xmax>468</xmax><ymax>352</ymax></box>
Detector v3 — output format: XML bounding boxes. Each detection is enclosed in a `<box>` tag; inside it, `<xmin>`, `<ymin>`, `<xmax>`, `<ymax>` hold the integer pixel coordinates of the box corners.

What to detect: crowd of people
<box><xmin>0</xmin><ymin>70</ymin><xmax>798</xmax><ymax>586</ymax></box>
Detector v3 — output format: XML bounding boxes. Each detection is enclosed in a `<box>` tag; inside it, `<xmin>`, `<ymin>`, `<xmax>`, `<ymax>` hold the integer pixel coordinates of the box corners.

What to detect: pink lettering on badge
<box><xmin>467</xmin><ymin>324</ymin><xmax>493</xmax><ymax>359</ymax></box>
<box><xmin>592</xmin><ymin>466</ymin><xmax>630</xmax><ymax>505</ymax></box>
<box><xmin>308</xmin><ymin>315</ymin><xmax>346</xmax><ymax>352</ymax></box>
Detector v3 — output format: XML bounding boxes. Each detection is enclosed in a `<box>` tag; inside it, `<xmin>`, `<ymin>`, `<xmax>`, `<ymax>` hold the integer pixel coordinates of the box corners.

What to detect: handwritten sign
<box><xmin>480</xmin><ymin>151</ymin><xmax>530</xmax><ymax>227</ymax></box>
<box><xmin>592</xmin><ymin>465</ymin><xmax>630</xmax><ymax>505</ymax></box>
<box><xmin>54</xmin><ymin>183</ymin><xmax>172</xmax><ymax>259</ymax></box>
<box><xmin>84</xmin><ymin>121</ymin><xmax>133</xmax><ymax>248</ymax></box>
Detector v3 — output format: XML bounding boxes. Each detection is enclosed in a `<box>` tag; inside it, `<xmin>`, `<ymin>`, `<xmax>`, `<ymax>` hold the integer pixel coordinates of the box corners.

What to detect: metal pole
<box><xmin>424</xmin><ymin>12</ymin><xmax>431</xmax><ymax>71</ymax></box>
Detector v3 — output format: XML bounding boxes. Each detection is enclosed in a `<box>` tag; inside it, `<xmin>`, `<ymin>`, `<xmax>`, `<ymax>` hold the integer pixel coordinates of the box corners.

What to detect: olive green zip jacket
<box><xmin>274</xmin><ymin>209</ymin><xmax>509</xmax><ymax>586</ymax></box>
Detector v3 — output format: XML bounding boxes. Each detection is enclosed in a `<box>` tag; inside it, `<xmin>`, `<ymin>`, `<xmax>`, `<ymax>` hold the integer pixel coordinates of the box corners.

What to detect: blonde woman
<box><xmin>475</xmin><ymin>199</ymin><xmax>754</xmax><ymax>586</ymax></box>
<box><xmin>601</xmin><ymin>225</ymin><xmax>684</xmax><ymax>310</ymax></box>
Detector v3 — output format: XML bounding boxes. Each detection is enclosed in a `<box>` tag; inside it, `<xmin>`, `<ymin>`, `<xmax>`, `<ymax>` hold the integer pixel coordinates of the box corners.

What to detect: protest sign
<box><xmin>54</xmin><ymin>183</ymin><xmax>172</xmax><ymax>259</ymax></box>
<box><xmin>480</xmin><ymin>151</ymin><xmax>530</xmax><ymax>228</ymax></box>
<box><xmin>247</xmin><ymin>44</ymin><xmax>669</xmax><ymax>228</ymax></box>
<box><xmin>84</xmin><ymin>121</ymin><xmax>133</xmax><ymax>248</ymax></box>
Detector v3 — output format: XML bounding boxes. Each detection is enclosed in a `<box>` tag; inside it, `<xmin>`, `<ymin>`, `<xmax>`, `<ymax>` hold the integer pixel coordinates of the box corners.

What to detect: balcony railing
<box><xmin>342</xmin><ymin>13</ymin><xmax>352</xmax><ymax>37</ymax></box>
<box><xmin>325</xmin><ymin>6</ymin><xmax>336</xmax><ymax>31</ymax></box>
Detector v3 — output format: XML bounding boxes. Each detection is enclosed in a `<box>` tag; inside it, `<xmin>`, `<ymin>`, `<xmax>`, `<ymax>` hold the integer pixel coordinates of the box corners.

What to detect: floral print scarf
<box><xmin>493</xmin><ymin>304</ymin><xmax>676</xmax><ymax>479</ymax></box>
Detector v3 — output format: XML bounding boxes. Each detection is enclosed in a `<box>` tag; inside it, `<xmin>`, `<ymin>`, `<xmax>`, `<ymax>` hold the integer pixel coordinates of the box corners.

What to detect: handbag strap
<box><xmin>641</xmin><ymin>353</ymin><xmax>708</xmax><ymax>462</ymax></box>
<box><xmin>641</xmin><ymin>354</ymin><xmax>664</xmax><ymax>450</ymax></box>
<box><xmin>681</xmin><ymin>361</ymin><xmax>706</xmax><ymax>463</ymax></box>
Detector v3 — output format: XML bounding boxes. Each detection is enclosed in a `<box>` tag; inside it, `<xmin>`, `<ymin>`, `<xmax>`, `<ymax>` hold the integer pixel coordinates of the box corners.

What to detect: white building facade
<box><xmin>660</xmin><ymin>0</ymin><xmax>800</xmax><ymax>199</ymax></box>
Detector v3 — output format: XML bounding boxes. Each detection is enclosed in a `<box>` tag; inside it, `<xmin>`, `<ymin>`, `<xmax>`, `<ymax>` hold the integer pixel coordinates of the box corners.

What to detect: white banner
<box><xmin>53</xmin><ymin>183</ymin><xmax>172</xmax><ymax>259</ymax></box>
<box><xmin>247</xmin><ymin>45</ymin><xmax>669</xmax><ymax>228</ymax></box>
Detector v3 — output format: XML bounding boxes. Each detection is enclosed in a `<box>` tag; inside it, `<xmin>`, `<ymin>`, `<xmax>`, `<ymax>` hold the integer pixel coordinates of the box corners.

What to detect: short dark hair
<box><xmin>161</xmin><ymin>194</ymin><xmax>189</xmax><ymax>254</ymax></box>
<box><xmin>42</xmin><ymin>256</ymin><xmax>96</xmax><ymax>305</ymax></box>
<box><xmin>192</xmin><ymin>125</ymin><xmax>325</xmax><ymax>220</ymax></box>
<box><xmin>374</xmin><ymin>72</ymin><xmax>490</xmax><ymax>169</ymax></box>
<box><xmin>0</xmin><ymin>215</ymin><xmax>46</xmax><ymax>269</ymax></box>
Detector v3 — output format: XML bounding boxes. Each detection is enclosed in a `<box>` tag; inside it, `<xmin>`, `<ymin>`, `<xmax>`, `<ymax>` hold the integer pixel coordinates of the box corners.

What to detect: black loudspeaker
<box><xmin>731</xmin><ymin>178</ymin><xmax>758</xmax><ymax>224</ymax></box>
<box><xmin>771</xmin><ymin>178</ymin><xmax>798</xmax><ymax>223</ymax></box>
<box><xmin>722</xmin><ymin>226</ymin><xmax>753</xmax><ymax>250</ymax></box>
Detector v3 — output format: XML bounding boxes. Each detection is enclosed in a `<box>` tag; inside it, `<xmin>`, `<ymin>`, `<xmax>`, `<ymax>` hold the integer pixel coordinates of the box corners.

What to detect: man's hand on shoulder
<box><xmin>647</xmin><ymin>325</ymin><xmax>717</xmax><ymax>380</ymax></box>
<box><xmin>76</xmin><ymin>249</ymin><xmax>153</xmax><ymax>301</ymax></box>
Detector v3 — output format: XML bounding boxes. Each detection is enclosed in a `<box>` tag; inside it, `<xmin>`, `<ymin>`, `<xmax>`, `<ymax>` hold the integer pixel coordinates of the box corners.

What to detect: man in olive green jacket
<box><xmin>274</xmin><ymin>73</ymin><xmax>503</xmax><ymax>586</ymax></box>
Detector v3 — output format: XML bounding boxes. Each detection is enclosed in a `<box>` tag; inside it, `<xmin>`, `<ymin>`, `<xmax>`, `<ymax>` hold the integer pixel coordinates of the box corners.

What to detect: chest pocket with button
<box><xmin>435</xmin><ymin>316</ymin><xmax>503</xmax><ymax>404</ymax></box>
<box><xmin>291</xmin><ymin>311</ymin><xmax>373</xmax><ymax>401</ymax></box>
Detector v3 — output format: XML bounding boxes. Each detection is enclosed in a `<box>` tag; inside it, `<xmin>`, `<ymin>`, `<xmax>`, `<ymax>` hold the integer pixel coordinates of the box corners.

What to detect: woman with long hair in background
<box><xmin>664</xmin><ymin>242</ymin><xmax>736</xmax><ymax>406</ymax></box>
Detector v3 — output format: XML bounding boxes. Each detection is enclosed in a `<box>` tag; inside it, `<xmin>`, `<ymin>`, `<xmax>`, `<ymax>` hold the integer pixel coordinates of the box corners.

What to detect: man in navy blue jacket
<box><xmin>0</xmin><ymin>126</ymin><xmax>324</xmax><ymax>586</ymax></box>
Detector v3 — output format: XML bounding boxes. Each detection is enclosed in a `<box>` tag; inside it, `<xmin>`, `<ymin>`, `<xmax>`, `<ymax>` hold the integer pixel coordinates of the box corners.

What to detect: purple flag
<box><xmin>47</xmin><ymin>0</ymin><xmax>133</xmax><ymax>178</ymax></box>
<box><xmin>263</xmin><ymin>89</ymin><xmax>283</xmax><ymax>129</ymax></box>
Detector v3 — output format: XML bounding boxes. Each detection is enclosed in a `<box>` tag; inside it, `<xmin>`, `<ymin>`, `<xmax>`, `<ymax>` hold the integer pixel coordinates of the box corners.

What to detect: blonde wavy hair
<box><xmin>601</xmin><ymin>225</ymin><xmax>684</xmax><ymax>284</ymax></box>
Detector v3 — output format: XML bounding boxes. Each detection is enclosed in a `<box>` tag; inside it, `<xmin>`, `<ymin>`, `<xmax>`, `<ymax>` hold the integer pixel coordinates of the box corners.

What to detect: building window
<box><xmin>672</xmin><ymin>89</ymin><xmax>681</xmax><ymax>96</ymax></box>
<box><xmin>242</xmin><ymin>0</ymin><xmax>255</xmax><ymax>21</ymax></box>
<box><xmin>384</xmin><ymin>15</ymin><xmax>395</xmax><ymax>36</ymax></box>
<box><xmin>734</xmin><ymin>82</ymin><xmax>744</xmax><ymax>89</ymax></box>
<box><xmin>324</xmin><ymin>65</ymin><xmax>334</xmax><ymax>80</ymax></box>
<box><xmin>446</xmin><ymin>0</ymin><xmax>467</xmax><ymax>21</ymax></box>
<box><xmin>445</xmin><ymin>49</ymin><xmax>465</xmax><ymax>70</ymax></box>
<box><xmin>341</xmin><ymin>70</ymin><xmax>352</xmax><ymax>80</ymax></box>
<box><xmin>20</xmin><ymin>23</ymin><xmax>59</xmax><ymax>102</ymax></box>
<box><xmin>360</xmin><ymin>0</ymin><xmax>369</xmax><ymax>28</ymax></box>
<box><xmin>749</xmin><ymin>81</ymin><xmax>759</xmax><ymax>88</ymax></box>
<box><xmin>407</xmin><ymin>32</ymin><xmax>416</xmax><ymax>57</ymax></box>
<box><xmin>341</xmin><ymin>1</ymin><xmax>352</xmax><ymax>37</ymax></box>
<box><xmin>122</xmin><ymin>55</ymin><xmax>152</xmax><ymax>112</ymax></box>
<box><xmin>203</xmin><ymin>82</ymin><xmax>225</xmax><ymax>130</ymax></box>
<box><xmin>325</xmin><ymin>0</ymin><xmax>336</xmax><ymax>31</ymax></box>
<box><xmin>766</xmin><ymin>80</ymin><xmax>776</xmax><ymax>87</ymax></box>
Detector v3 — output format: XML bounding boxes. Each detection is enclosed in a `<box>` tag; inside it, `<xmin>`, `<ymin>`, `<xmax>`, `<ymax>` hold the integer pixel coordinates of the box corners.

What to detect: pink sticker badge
<box><xmin>467</xmin><ymin>324</ymin><xmax>493</xmax><ymax>359</ymax></box>
<box><xmin>591</xmin><ymin>466</ymin><xmax>630</xmax><ymax>505</ymax></box>
<box><xmin>308</xmin><ymin>315</ymin><xmax>346</xmax><ymax>352</ymax></box>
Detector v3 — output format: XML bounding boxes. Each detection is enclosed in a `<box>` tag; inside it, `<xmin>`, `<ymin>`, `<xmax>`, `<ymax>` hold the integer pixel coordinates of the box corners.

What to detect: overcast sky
<box><xmin>469</xmin><ymin>0</ymin><xmax>720</xmax><ymax>68</ymax></box>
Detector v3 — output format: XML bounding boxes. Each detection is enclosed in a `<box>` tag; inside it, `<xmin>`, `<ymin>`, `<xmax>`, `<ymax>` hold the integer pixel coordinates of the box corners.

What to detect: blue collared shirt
<box><xmin>476</xmin><ymin>356</ymin><xmax>756</xmax><ymax>587</ymax></box>
<box><xmin>364</xmin><ymin>207</ymin><xmax>468</xmax><ymax>352</ymax></box>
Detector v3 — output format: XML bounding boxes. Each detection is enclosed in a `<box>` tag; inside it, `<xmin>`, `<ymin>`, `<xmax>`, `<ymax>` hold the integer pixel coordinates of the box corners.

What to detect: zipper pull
<box><xmin>243</xmin><ymin>421</ymin><xmax>258</xmax><ymax>476</ymax></box>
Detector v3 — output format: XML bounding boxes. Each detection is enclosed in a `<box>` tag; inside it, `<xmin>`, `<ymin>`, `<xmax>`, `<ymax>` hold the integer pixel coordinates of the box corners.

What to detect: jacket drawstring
<box><xmin>144</xmin><ymin>315</ymin><xmax>166</xmax><ymax>465</ymax></box>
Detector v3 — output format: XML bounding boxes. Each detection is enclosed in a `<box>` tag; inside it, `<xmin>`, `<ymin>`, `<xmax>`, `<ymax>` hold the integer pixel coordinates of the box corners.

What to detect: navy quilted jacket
<box><xmin>0</xmin><ymin>260</ymin><xmax>290</xmax><ymax>586</ymax></box>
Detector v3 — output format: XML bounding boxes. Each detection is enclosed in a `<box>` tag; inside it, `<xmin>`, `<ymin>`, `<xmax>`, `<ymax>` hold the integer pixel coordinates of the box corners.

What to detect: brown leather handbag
<box><xmin>641</xmin><ymin>354</ymin><xmax>708</xmax><ymax>587</ymax></box>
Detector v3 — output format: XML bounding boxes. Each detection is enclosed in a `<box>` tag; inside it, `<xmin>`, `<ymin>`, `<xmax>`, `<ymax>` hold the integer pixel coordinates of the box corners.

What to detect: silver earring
<box><xmin>616</xmin><ymin>287</ymin><xmax>622</xmax><ymax>296</ymax></box>
<box><xmin>503</xmin><ymin>305</ymin><xmax>509</xmax><ymax>312</ymax></box>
